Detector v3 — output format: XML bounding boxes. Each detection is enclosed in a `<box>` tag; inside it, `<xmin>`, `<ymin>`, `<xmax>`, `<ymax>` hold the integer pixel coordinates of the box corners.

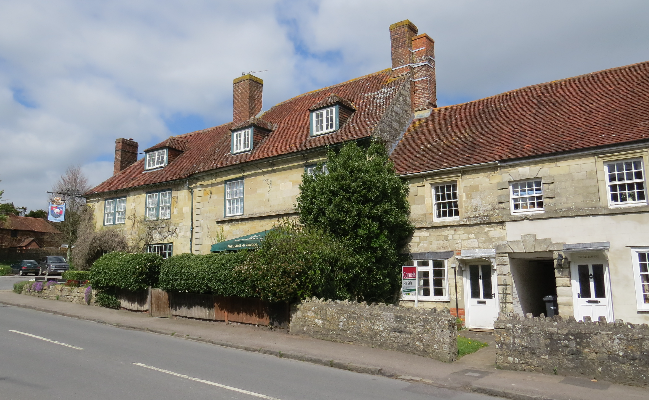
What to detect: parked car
<box><xmin>38</xmin><ymin>256</ymin><xmax>69</xmax><ymax>275</ymax></box>
<box><xmin>12</xmin><ymin>260</ymin><xmax>40</xmax><ymax>276</ymax></box>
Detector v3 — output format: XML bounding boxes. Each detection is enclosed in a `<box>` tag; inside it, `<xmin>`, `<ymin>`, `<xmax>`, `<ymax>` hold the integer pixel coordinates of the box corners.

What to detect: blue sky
<box><xmin>0</xmin><ymin>0</ymin><xmax>647</xmax><ymax>212</ymax></box>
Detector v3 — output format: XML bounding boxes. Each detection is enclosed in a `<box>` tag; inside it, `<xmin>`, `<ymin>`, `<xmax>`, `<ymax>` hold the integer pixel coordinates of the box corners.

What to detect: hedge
<box><xmin>158</xmin><ymin>251</ymin><xmax>255</xmax><ymax>297</ymax></box>
<box><xmin>243</xmin><ymin>222</ymin><xmax>357</xmax><ymax>303</ymax></box>
<box><xmin>62</xmin><ymin>270</ymin><xmax>90</xmax><ymax>282</ymax></box>
<box><xmin>89</xmin><ymin>252</ymin><xmax>162</xmax><ymax>292</ymax></box>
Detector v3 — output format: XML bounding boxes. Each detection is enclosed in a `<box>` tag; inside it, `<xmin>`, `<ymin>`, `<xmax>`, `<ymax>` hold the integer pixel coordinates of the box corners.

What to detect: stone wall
<box><xmin>494</xmin><ymin>314</ymin><xmax>648</xmax><ymax>387</ymax></box>
<box><xmin>290</xmin><ymin>298</ymin><xmax>458</xmax><ymax>362</ymax></box>
<box><xmin>22</xmin><ymin>283</ymin><xmax>95</xmax><ymax>305</ymax></box>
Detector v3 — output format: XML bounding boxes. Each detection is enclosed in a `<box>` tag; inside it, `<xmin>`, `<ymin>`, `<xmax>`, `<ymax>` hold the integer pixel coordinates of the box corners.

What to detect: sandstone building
<box><xmin>86</xmin><ymin>20</ymin><xmax>648</xmax><ymax>328</ymax></box>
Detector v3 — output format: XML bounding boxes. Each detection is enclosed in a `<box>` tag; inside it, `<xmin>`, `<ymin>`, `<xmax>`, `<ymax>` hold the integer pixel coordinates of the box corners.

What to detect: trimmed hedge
<box><xmin>243</xmin><ymin>222</ymin><xmax>357</xmax><ymax>303</ymax></box>
<box><xmin>158</xmin><ymin>252</ymin><xmax>255</xmax><ymax>297</ymax></box>
<box><xmin>90</xmin><ymin>252</ymin><xmax>162</xmax><ymax>292</ymax></box>
<box><xmin>62</xmin><ymin>270</ymin><xmax>90</xmax><ymax>281</ymax></box>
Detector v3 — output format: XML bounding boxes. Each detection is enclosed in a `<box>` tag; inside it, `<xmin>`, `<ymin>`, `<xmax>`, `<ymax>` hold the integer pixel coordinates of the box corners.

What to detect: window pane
<box><xmin>469</xmin><ymin>265</ymin><xmax>480</xmax><ymax>299</ymax></box>
<box><xmin>481</xmin><ymin>265</ymin><xmax>492</xmax><ymax>300</ymax></box>
<box><xmin>578</xmin><ymin>264</ymin><xmax>591</xmax><ymax>299</ymax></box>
<box><xmin>418</xmin><ymin>270</ymin><xmax>431</xmax><ymax>296</ymax></box>
<box><xmin>592</xmin><ymin>264</ymin><xmax>606</xmax><ymax>299</ymax></box>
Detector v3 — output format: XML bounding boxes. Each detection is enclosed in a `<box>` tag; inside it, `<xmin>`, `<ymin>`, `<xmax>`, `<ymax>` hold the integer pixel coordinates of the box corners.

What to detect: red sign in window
<box><xmin>402</xmin><ymin>266</ymin><xmax>416</xmax><ymax>280</ymax></box>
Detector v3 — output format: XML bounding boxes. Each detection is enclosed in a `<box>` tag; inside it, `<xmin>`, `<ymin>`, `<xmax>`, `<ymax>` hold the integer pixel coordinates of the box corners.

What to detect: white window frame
<box><xmin>147</xmin><ymin>243</ymin><xmax>173</xmax><ymax>259</ymax></box>
<box><xmin>311</xmin><ymin>106</ymin><xmax>337</xmax><ymax>136</ymax></box>
<box><xmin>232</xmin><ymin>128</ymin><xmax>252</xmax><ymax>154</ymax></box>
<box><xmin>145</xmin><ymin>190</ymin><xmax>171</xmax><ymax>220</ymax></box>
<box><xmin>145</xmin><ymin>149</ymin><xmax>168</xmax><ymax>170</ymax></box>
<box><xmin>225</xmin><ymin>179</ymin><xmax>244</xmax><ymax>216</ymax></box>
<box><xmin>104</xmin><ymin>197</ymin><xmax>126</xmax><ymax>225</ymax></box>
<box><xmin>407</xmin><ymin>259</ymin><xmax>449</xmax><ymax>301</ymax></box>
<box><xmin>305</xmin><ymin>163</ymin><xmax>328</xmax><ymax>177</ymax></box>
<box><xmin>432</xmin><ymin>183</ymin><xmax>459</xmax><ymax>220</ymax></box>
<box><xmin>510</xmin><ymin>179</ymin><xmax>544</xmax><ymax>214</ymax></box>
<box><xmin>632</xmin><ymin>247</ymin><xmax>649</xmax><ymax>311</ymax></box>
<box><xmin>605</xmin><ymin>159</ymin><xmax>647</xmax><ymax>207</ymax></box>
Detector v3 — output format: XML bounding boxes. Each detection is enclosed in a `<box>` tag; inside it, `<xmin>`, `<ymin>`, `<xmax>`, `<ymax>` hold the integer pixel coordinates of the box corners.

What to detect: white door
<box><xmin>464</xmin><ymin>264</ymin><xmax>499</xmax><ymax>329</ymax></box>
<box><xmin>571</xmin><ymin>260</ymin><xmax>613</xmax><ymax>322</ymax></box>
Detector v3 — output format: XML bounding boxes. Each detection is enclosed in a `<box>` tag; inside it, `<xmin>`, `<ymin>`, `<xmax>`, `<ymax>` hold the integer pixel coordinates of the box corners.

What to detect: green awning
<box><xmin>210</xmin><ymin>230</ymin><xmax>270</xmax><ymax>252</ymax></box>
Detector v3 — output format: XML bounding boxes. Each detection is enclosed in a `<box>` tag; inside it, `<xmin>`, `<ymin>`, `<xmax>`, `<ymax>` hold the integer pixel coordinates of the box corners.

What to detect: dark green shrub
<box><xmin>297</xmin><ymin>142</ymin><xmax>414</xmax><ymax>303</ymax></box>
<box><xmin>89</xmin><ymin>252</ymin><xmax>162</xmax><ymax>291</ymax></box>
<box><xmin>13</xmin><ymin>280</ymin><xmax>30</xmax><ymax>294</ymax></box>
<box><xmin>159</xmin><ymin>251</ymin><xmax>254</xmax><ymax>297</ymax></box>
<box><xmin>244</xmin><ymin>221</ymin><xmax>356</xmax><ymax>303</ymax></box>
<box><xmin>62</xmin><ymin>270</ymin><xmax>90</xmax><ymax>282</ymax></box>
<box><xmin>95</xmin><ymin>290</ymin><xmax>120</xmax><ymax>309</ymax></box>
<box><xmin>0</xmin><ymin>265</ymin><xmax>13</xmax><ymax>276</ymax></box>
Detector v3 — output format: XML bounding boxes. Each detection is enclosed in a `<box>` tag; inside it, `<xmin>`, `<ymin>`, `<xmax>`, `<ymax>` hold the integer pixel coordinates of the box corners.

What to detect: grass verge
<box><xmin>457</xmin><ymin>336</ymin><xmax>488</xmax><ymax>357</ymax></box>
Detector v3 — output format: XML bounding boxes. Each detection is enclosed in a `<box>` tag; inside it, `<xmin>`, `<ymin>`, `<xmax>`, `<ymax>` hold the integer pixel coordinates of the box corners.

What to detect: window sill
<box><xmin>608</xmin><ymin>202</ymin><xmax>648</xmax><ymax>209</ymax></box>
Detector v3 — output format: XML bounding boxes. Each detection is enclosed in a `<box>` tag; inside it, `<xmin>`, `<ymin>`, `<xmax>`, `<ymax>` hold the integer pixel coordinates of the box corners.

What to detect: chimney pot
<box><xmin>114</xmin><ymin>138</ymin><xmax>138</xmax><ymax>175</ymax></box>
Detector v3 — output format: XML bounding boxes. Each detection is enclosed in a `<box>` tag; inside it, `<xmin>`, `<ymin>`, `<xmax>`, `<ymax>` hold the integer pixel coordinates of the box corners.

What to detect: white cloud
<box><xmin>0</xmin><ymin>0</ymin><xmax>646</xmax><ymax>211</ymax></box>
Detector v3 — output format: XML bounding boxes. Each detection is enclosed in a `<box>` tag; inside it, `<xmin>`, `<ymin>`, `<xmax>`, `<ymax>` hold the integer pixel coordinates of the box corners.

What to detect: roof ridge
<box><xmin>434</xmin><ymin>61</ymin><xmax>649</xmax><ymax>113</ymax></box>
<box><xmin>262</xmin><ymin>68</ymin><xmax>393</xmax><ymax>114</ymax></box>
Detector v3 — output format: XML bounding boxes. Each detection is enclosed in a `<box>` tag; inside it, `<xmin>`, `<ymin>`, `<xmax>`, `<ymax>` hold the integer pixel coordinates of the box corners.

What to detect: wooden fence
<box><xmin>117</xmin><ymin>288</ymin><xmax>289</xmax><ymax>327</ymax></box>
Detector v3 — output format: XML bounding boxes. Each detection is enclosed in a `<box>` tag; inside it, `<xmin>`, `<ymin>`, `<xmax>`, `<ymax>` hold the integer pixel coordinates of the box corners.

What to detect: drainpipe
<box><xmin>453</xmin><ymin>264</ymin><xmax>459</xmax><ymax>320</ymax></box>
<box><xmin>188</xmin><ymin>179</ymin><xmax>194</xmax><ymax>253</ymax></box>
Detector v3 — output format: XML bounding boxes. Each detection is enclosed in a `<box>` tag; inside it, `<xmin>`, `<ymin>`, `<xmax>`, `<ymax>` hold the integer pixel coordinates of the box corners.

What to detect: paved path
<box><xmin>0</xmin><ymin>290</ymin><xmax>646</xmax><ymax>400</ymax></box>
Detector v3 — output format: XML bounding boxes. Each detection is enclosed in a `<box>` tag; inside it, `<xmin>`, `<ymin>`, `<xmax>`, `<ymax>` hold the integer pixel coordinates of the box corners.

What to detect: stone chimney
<box><xmin>114</xmin><ymin>138</ymin><xmax>138</xmax><ymax>175</ymax></box>
<box><xmin>233</xmin><ymin>74</ymin><xmax>263</xmax><ymax>124</ymax></box>
<box><xmin>389</xmin><ymin>20</ymin><xmax>437</xmax><ymax>110</ymax></box>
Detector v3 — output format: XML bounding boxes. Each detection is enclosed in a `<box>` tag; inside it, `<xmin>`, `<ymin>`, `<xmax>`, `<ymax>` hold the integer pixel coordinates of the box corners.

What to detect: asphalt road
<box><xmin>0</xmin><ymin>275</ymin><xmax>31</xmax><ymax>291</ymax></box>
<box><xmin>0</xmin><ymin>304</ymin><xmax>500</xmax><ymax>400</ymax></box>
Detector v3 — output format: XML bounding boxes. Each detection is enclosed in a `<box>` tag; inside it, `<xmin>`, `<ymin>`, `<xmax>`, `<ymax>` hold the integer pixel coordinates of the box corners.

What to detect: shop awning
<box><xmin>210</xmin><ymin>230</ymin><xmax>270</xmax><ymax>252</ymax></box>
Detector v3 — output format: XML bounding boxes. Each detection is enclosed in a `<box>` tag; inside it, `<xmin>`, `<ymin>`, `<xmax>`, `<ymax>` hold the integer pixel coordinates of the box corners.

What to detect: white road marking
<box><xmin>9</xmin><ymin>330</ymin><xmax>84</xmax><ymax>350</ymax></box>
<box><xmin>133</xmin><ymin>362</ymin><xmax>281</xmax><ymax>399</ymax></box>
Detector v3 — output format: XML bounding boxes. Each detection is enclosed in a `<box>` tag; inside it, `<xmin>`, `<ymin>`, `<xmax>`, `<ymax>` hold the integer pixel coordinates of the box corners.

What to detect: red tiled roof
<box><xmin>89</xmin><ymin>69</ymin><xmax>408</xmax><ymax>195</ymax></box>
<box><xmin>391</xmin><ymin>62</ymin><xmax>649</xmax><ymax>175</ymax></box>
<box><xmin>1</xmin><ymin>215</ymin><xmax>61</xmax><ymax>234</ymax></box>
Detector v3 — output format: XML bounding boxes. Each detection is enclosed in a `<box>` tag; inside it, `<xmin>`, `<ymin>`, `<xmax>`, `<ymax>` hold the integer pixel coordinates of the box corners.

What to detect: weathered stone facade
<box><xmin>494</xmin><ymin>314</ymin><xmax>649</xmax><ymax>387</ymax></box>
<box><xmin>402</xmin><ymin>147</ymin><xmax>649</xmax><ymax>327</ymax></box>
<box><xmin>290</xmin><ymin>298</ymin><xmax>458</xmax><ymax>362</ymax></box>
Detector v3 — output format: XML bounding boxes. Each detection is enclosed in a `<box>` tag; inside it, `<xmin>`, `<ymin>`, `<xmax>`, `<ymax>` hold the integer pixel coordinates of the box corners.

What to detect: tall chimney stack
<box><xmin>114</xmin><ymin>138</ymin><xmax>138</xmax><ymax>175</ymax></box>
<box><xmin>411</xmin><ymin>33</ymin><xmax>437</xmax><ymax>110</ymax></box>
<box><xmin>233</xmin><ymin>74</ymin><xmax>263</xmax><ymax>124</ymax></box>
<box><xmin>389</xmin><ymin>20</ymin><xmax>418</xmax><ymax>75</ymax></box>
<box><xmin>389</xmin><ymin>20</ymin><xmax>437</xmax><ymax>111</ymax></box>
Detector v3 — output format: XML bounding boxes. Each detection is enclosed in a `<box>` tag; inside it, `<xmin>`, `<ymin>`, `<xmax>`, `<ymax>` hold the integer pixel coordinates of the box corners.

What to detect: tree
<box><xmin>50</xmin><ymin>166</ymin><xmax>91</xmax><ymax>262</ymax></box>
<box><xmin>296</xmin><ymin>141</ymin><xmax>414</xmax><ymax>303</ymax></box>
<box><xmin>26</xmin><ymin>209</ymin><xmax>47</xmax><ymax>219</ymax></box>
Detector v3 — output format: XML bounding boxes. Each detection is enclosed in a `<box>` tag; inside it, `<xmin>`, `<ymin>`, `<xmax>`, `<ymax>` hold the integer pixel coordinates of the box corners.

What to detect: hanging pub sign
<box><xmin>48</xmin><ymin>197</ymin><xmax>65</xmax><ymax>222</ymax></box>
<box><xmin>401</xmin><ymin>266</ymin><xmax>417</xmax><ymax>299</ymax></box>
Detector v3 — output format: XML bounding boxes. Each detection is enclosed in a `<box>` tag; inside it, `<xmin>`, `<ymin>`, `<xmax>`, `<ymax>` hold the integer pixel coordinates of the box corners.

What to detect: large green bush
<box><xmin>89</xmin><ymin>252</ymin><xmax>162</xmax><ymax>292</ymax></box>
<box><xmin>158</xmin><ymin>251</ymin><xmax>254</xmax><ymax>297</ymax></box>
<box><xmin>244</xmin><ymin>221</ymin><xmax>356</xmax><ymax>303</ymax></box>
<box><xmin>297</xmin><ymin>141</ymin><xmax>414</xmax><ymax>302</ymax></box>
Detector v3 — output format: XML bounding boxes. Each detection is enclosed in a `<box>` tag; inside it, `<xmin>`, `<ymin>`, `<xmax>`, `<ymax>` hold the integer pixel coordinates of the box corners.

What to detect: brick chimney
<box><xmin>114</xmin><ymin>138</ymin><xmax>138</xmax><ymax>175</ymax></box>
<box><xmin>233</xmin><ymin>74</ymin><xmax>263</xmax><ymax>124</ymax></box>
<box><xmin>389</xmin><ymin>20</ymin><xmax>418</xmax><ymax>75</ymax></box>
<box><xmin>389</xmin><ymin>20</ymin><xmax>437</xmax><ymax>111</ymax></box>
<box><xmin>411</xmin><ymin>33</ymin><xmax>437</xmax><ymax>110</ymax></box>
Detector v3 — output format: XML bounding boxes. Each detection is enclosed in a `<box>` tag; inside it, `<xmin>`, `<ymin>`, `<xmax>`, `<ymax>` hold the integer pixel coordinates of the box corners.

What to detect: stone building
<box><xmin>86</xmin><ymin>19</ymin><xmax>648</xmax><ymax>328</ymax></box>
<box><xmin>85</xmin><ymin>21</ymin><xmax>430</xmax><ymax>256</ymax></box>
<box><xmin>391</xmin><ymin>61</ymin><xmax>649</xmax><ymax>328</ymax></box>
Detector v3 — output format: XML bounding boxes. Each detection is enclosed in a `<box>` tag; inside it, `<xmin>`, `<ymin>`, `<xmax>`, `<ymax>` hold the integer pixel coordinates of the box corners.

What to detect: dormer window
<box><xmin>145</xmin><ymin>149</ymin><xmax>168</xmax><ymax>170</ymax></box>
<box><xmin>311</xmin><ymin>106</ymin><xmax>338</xmax><ymax>136</ymax></box>
<box><xmin>232</xmin><ymin>128</ymin><xmax>252</xmax><ymax>154</ymax></box>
